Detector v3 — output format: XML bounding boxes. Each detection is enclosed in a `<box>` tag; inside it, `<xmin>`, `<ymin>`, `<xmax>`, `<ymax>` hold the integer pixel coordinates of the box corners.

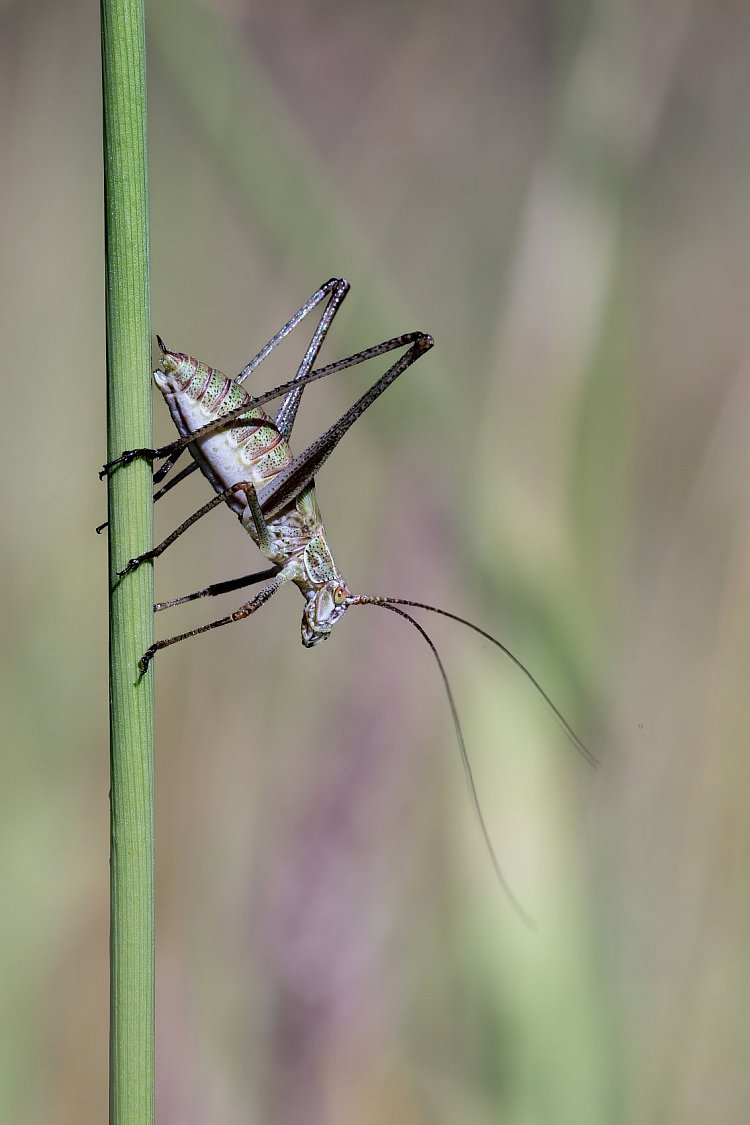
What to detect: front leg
<box><xmin>154</xmin><ymin>566</ymin><xmax>280</xmax><ymax>611</ymax></box>
<box><xmin>100</xmin><ymin>436</ymin><xmax>184</xmax><ymax>479</ymax></box>
<box><xmin>139</xmin><ymin>568</ymin><xmax>290</xmax><ymax>673</ymax></box>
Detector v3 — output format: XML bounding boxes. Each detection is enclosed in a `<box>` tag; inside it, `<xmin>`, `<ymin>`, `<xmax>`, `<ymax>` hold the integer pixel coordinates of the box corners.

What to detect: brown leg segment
<box><xmin>139</xmin><ymin>571</ymin><xmax>289</xmax><ymax>673</ymax></box>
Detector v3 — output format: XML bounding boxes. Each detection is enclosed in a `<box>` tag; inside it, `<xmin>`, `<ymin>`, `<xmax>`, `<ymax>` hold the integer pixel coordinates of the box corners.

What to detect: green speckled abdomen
<box><xmin>156</xmin><ymin>355</ymin><xmax>294</xmax><ymax>499</ymax></box>
<box><xmin>152</xmin><ymin>348</ymin><xmax>336</xmax><ymax>586</ymax></box>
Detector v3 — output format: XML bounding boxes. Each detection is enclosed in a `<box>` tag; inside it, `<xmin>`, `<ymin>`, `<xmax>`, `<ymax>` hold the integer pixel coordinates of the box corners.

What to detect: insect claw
<box><xmin>118</xmin><ymin>556</ymin><xmax>142</xmax><ymax>578</ymax></box>
<box><xmin>100</xmin><ymin>447</ymin><xmax>160</xmax><ymax>478</ymax></box>
<box><xmin>138</xmin><ymin>647</ymin><xmax>154</xmax><ymax>675</ymax></box>
<box><xmin>95</xmin><ymin>520</ymin><xmax>108</xmax><ymax>534</ymax></box>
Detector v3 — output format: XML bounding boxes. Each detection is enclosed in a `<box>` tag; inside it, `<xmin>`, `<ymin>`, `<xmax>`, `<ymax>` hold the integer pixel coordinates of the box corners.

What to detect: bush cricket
<box><xmin>102</xmin><ymin>278</ymin><xmax>595</xmax><ymax>923</ymax></box>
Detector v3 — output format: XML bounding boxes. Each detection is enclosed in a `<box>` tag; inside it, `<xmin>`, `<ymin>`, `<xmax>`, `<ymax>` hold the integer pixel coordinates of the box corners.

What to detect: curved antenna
<box><xmin>359</xmin><ymin>596</ymin><xmax>596</xmax><ymax>768</ymax></box>
<box><xmin>357</xmin><ymin>598</ymin><xmax>536</xmax><ymax>930</ymax></box>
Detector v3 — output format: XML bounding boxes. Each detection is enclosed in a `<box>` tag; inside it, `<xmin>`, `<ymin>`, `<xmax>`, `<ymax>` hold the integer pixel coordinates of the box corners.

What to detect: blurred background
<box><xmin>2</xmin><ymin>0</ymin><xmax>750</xmax><ymax>1121</ymax></box>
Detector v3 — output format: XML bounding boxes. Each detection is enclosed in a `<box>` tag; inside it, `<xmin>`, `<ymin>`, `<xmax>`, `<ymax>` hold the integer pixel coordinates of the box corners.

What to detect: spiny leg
<box><xmin>273</xmin><ymin>278</ymin><xmax>350</xmax><ymax>440</ymax></box>
<box><xmin>274</xmin><ymin>331</ymin><xmax>433</xmax><ymax>406</ymax></box>
<box><xmin>255</xmin><ymin>332</ymin><xmax>434</xmax><ymax>521</ymax></box>
<box><xmin>155</xmin><ymin>566</ymin><xmax>279</xmax><ymax>612</ymax></box>
<box><xmin>237</xmin><ymin>278</ymin><xmax>348</xmax><ymax>386</ymax></box>
<box><xmin>140</xmin><ymin>570</ymin><xmax>289</xmax><ymax>673</ymax></box>
<box><xmin>117</xmin><ymin>479</ymin><xmax>269</xmax><ymax>577</ymax></box>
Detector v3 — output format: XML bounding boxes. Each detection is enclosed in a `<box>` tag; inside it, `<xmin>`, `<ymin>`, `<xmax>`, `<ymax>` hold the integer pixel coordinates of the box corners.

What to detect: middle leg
<box><xmin>117</xmin><ymin>479</ymin><xmax>271</xmax><ymax>578</ymax></box>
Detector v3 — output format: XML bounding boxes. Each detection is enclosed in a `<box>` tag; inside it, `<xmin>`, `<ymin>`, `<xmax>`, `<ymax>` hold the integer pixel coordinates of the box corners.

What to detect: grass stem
<box><xmin>101</xmin><ymin>1</ymin><xmax>154</xmax><ymax>1121</ymax></box>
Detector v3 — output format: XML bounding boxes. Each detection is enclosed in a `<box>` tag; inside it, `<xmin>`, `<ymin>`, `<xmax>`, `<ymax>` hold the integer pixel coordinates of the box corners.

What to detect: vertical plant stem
<box><xmin>101</xmin><ymin>2</ymin><xmax>154</xmax><ymax>1123</ymax></box>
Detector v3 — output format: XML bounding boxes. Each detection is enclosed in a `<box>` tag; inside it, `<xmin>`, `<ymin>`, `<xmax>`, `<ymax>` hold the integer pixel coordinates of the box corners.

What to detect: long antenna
<box><xmin>357</xmin><ymin>598</ymin><xmax>536</xmax><ymax>929</ymax></box>
<box><xmin>360</xmin><ymin>596</ymin><xmax>596</xmax><ymax>767</ymax></box>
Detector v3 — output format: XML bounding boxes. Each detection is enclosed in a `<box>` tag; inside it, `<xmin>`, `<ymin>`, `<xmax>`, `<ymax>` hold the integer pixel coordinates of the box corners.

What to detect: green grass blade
<box><xmin>101</xmin><ymin>1</ymin><xmax>154</xmax><ymax>1122</ymax></box>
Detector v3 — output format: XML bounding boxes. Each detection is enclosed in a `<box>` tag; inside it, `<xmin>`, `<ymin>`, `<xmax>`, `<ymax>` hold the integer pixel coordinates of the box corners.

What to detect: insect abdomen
<box><xmin>156</xmin><ymin>352</ymin><xmax>295</xmax><ymax>496</ymax></box>
<box><xmin>175</xmin><ymin>357</ymin><xmax>292</xmax><ymax>481</ymax></box>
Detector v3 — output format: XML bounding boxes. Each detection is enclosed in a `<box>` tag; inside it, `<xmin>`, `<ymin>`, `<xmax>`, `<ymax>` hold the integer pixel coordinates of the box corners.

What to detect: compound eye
<box><xmin>333</xmin><ymin>585</ymin><xmax>347</xmax><ymax>606</ymax></box>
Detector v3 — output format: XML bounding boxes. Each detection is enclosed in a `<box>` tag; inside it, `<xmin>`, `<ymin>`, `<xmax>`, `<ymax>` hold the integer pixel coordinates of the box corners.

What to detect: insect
<box><xmin>102</xmin><ymin>278</ymin><xmax>595</xmax><ymax>924</ymax></box>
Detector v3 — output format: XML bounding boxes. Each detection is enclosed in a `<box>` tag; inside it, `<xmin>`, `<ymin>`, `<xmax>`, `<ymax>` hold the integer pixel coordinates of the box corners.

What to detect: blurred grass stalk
<box><xmin>101</xmin><ymin>0</ymin><xmax>154</xmax><ymax>1122</ymax></box>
